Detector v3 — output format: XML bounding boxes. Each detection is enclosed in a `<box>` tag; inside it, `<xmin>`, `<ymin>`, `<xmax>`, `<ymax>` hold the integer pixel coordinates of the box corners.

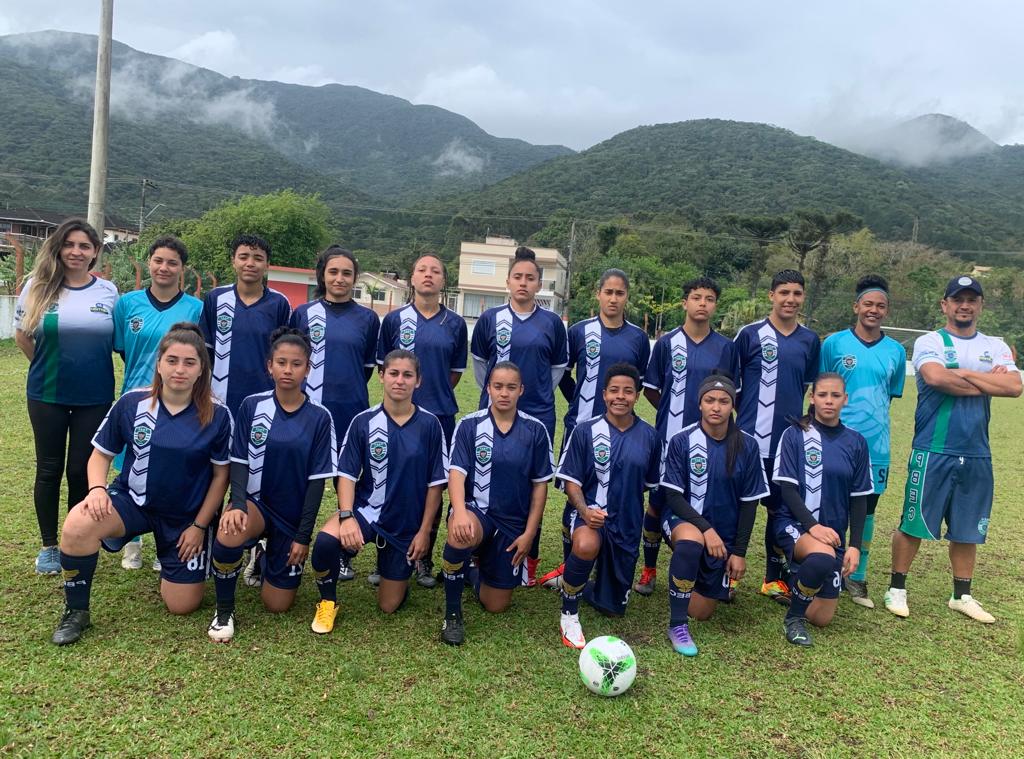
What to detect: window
<box><xmin>462</xmin><ymin>293</ymin><xmax>506</xmax><ymax>319</ymax></box>
<box><xmin>352</xmin><ymin>287</ymin><xmax>363</xmax><ymax>300</ymax></box>
<box><xmin>472</xmin><ymin>260</ymin><xmax>496</xmax><ymax>276</ymax></box>
<box><xmin>446</xmin><ymin>294</ymin><xmax>459</xmax><ymax>311</ymax></box>
<box><xmin>536</xmin><ymin>298</ymin><xmax>552</xmax><ymax>311</ymax></box>
<box><xmin>0</xmin><ymin>222</ymin><xmax>12</xmax><ymax>233</ymax></box>
<box><xmin>373</xmin><ymin>290</ymin><xmax>386</xmax><ymax>302</ymax></box>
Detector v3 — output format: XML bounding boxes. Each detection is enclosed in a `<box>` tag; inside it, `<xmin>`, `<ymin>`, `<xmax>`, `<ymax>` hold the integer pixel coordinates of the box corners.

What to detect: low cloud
<box><xmin>433</xmin><ymin>138</ymin><xmax>487</xmax><ymax>176</ymax></box>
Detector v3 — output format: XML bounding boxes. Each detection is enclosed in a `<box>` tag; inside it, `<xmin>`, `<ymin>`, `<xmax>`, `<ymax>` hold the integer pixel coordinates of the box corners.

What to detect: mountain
<box><xmin>838</xmin><ymin>114</ymin><xmax>999</xmax><ymax>168</ymax></box>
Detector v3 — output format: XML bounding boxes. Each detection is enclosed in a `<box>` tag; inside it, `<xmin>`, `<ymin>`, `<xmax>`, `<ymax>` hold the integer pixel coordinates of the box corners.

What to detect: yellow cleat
<box><xmin>311</xmin><ymin>600</ymin><xmax>338</xmax><ymax>634</ymax></box>
<box><xmin>759</xmin><ymin>579</ymin><xmax>792</xmax><ymax>606</ymax></box>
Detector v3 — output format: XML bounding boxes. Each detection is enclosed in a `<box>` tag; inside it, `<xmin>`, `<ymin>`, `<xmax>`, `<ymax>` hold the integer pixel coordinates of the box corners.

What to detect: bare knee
<box><xmin>481</xmin><ymin>594</ymin><xmax>511</xmax><ymax>613</ymax></box>
<box><xmin>164</xmin><ymin>596</ymin><xmax>202</xmax><ymax>615</ymax></box>
<box><xmin>807</xmin><ymin>602</ymin><xmax>836</xmax><ymax>627</ymax></box>
<box><xmin>571</xmin><ymin>535</ymin><xmax>600</xmax><ymax>561</ymax></box>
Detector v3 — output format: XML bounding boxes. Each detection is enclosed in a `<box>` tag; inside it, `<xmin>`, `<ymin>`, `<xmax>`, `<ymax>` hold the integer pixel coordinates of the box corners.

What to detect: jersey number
<box><xmin>187</xmin><ymin>552</ymin><xmax>206</xmax><ymax>572</ymax></box>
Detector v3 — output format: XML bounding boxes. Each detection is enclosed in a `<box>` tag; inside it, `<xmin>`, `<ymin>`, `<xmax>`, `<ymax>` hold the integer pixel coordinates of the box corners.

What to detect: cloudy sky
<box><xmin>1</xmin><ymin>1</ymin><xmax>1020</xmax><ymax>150</ymax></box>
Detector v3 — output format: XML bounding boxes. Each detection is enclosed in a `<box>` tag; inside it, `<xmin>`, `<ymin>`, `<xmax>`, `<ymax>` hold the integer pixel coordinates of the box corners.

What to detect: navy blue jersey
<box><xmin>92</xmin><ymin>389</ymin><xmax>232</xmax><ymax>516</ymax></box>
<box><xmin>644</xmin><ymin>327</ymin><xmax>737</xmax><ymax>441</ymax></box>
<box><xmin>557</xmin><ymin>416</ymin><xmax>660</xmax><ymax>549</ymax></box>
<box><xmin>734</xmin><ymin>319</ymin><xmax>820</xmax><ymax>459</ymax></box>
<box><xmin>564</xmin><ymin>317</ymin><xmax>650</xmax><ymax>438</ymax></box>
<box><xmin>231</xmin><ymin>391</ymin><xmax>336</xmax><ymax>530</ymax></box>
<box><xmin>471</xmin><ymin>305</ymin><xmax>568</xmax><ymax>428</ymax></box>
<box><xmin>201</xmin><ymin>285</ymin><xmax>291</xmax><ymax>415</ymax></box>
<box><xmin>377</xmin><ymin>304</ymin><xmax>468</xmax><ymax>417</ymax></box>
<box><xmin>338</xmin><ymin>405</ymin><xmax>448</xmax><ymax>551</ymax></box>
<box><xmin>449</xmin><ymin>409</ymin><xmax>553</xmax><ymax>539</ymax></box>
<box><xmin>772</xmin><ymin>421</ymin><xmax>873</xmax><ymax>544</ymax></box>
<box><xmin>290</xmin><ymin>299</ymin><xmax>380</xmax><ymax>439</ymax></box>
<box><xmin>660</xmin><ymin>423</ymin><xmax>768</xmax><ymax>547</ymax></box>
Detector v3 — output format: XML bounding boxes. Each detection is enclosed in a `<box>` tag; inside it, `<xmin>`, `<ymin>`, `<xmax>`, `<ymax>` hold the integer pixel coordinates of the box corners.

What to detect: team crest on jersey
<box><xmin>671</xmin><ymin>350</ymin><xmax>687</xmax><ymax>373</ymax></box>
<box><xmin>594</xmin><ymin>442</ymin><xmax>611</xmax><ymax>465</ymax></box>
<box><xmin>89</xmin><ymin>303</ymin><xmax>110</xmax><ymax>314</ymax></box>
<box><xmin>979</xmin><ymin>351</ymin><xmax>993</xmax><ymax>364</ymax></box>
<box><xmin>761</xmin><ymin>344</ymin><xmax>778</xmax><ymax>363</ymax></box>
<box><xmin>129</xmin><ymin>316</ymin><xmax>145</xmax><ymax>334</ymax></box>
<box><xmin>309</xmin><ymin>323</ymin><xmax>325</xmax><ymax>344</ymax></box>
<box><xmin>977</xmin><ymin>518</ymin><xmax>989</xmax><ymax>536</ymax></box>
<box><xmin>217</xmin><ymin>313</ymin><xmax>233</xmax><ymax>335</ymax></box>
<box><xmin>132</xmin><ymin>424</ymin><xmax>153</xmax><ymax>447</ymax></box>
<box><xmin>250</xmin><ymin>423</ymin><xmax>269</xmax><ymax>447</ymax></box>
<box><xmin>399</xmin><ymin>326</ymin><xmax>415</xmax><ymax>347</ymax></box>
<box><xmin>475</xmin><ymin>443</ymin><xmax>493</xmax><ymax>465</ymax></box>
<box><xmin>369</xmin><ymin>439</ymin><xmax>388</xmax><ymax>462</ymax></box>
<box><xmin>805</xmin><ymin>446</ymin><xmax>822</xmax><ymax>468</ymax></box>
<box><xmin>46</xmin><ymin>303</ymin><xmax>59</xmax><ymax>314</ymax></box>
<box><xmin>585</xmin><ymin>338</ymin><xmax>600</xmax><ymax>360</ymax></box>
<box><xmin>943</xmin><ymin>348</ymin><xmax>957</xmax><ymax>364</ymax></box>
<box><xmin>689</xmin><ymin>455</ymin><xmax>707</xmax><ymax>476</ymax></box>
<box><xmin>842</xmin><ymin>354</ymin><xmax>857</xmax><ymax>369</ymax></box>
<box><xmin>496</xmin><ymin>325</ymin><xmax>512</xmax><ymax>348</ymax></box>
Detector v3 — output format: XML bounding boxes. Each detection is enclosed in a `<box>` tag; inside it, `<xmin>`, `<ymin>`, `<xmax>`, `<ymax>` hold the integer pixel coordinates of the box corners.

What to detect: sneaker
<box><xmin>441</xmin><ymin>612</ymin><xmax>465</xmax><ymax>646</ymax></box>
<box><xmin>784</xmin><ymin>616</ymin><xmax>813</xmax><ymax>647</ymax></box>
<box><xmin>948</xmin><ymin>594</ymin><xmax>995</xmax><ymax>624</ymax></box>
<box><xmin>523</xmin><ymin>557</ymin><xmax>540</xmax><ymax>588</ymax></box>
<box><xmin>35</xmin><ymin>546</ymin><xmax>60</xmax><ymax>575</ymax></box>
<box><xmin>208</xmin><ymin>610</ymin><xmax>235</xmax><ymax>643</ymax></box>
<box><xmin>846</xmin><ymin>578</ymin><xmax>875</xmax><ymax>609</ymax></box>
<box><xmin>559</xmin><ymin>612</ymin><xmax>586</xmax><ymax>649</ymax></box>
<box><xmin>415</xmin><ymin>559</ymin><xmax>438</xmax><ymax>589</ymax></box>
<box><xmin>121</xmin><ymin>541</ymin><xmax>143</xmax><ymax>570</ymax></box>
<box><xmin>311</xmin><ymin>600</ymin><xmax>339</xmax><ymax>634</ymax></box>
<box><xmin>52</xmin><ymin>607</ymin><xmax>91</xmax><ymax>645</ymax></box>
<box><xmin>243</xmin><ymin>540</ymin><xmax>265</xmax><ymax>588</ymax></box>
<box><xmin>539</xmin><ymin>563</ymin><xmax>565</xmax><ymax>590</ymax></box>
<box><xmin>367</xmin><ymin>566</ymin><xmax>381</xmax><ymax>587</ymax></box>
<box><xmin>724</xmin><ymin>577</ymin><xmax>738</xmax><ymax>604</ymax></box>
<box><xmin>633</xmin><ymin>567</ymin><xmax>657</xmax><ymax>596</ymax></box>
<box><xmin>338</xmin><ymin>553</ymin><xmax>355</xmax><ymax>582</ymax></box>
<box><xmin>760</xmin><ymin>579</ymin><xmax>792</xmax><ymax>606</ymax></box>
<box><xmin>152</xmin><ymin>557</ymin><xmax>162</xmax><ymax>573</ymax></box>
<box><xmin>883</xmin><ymin>587</ymin><xmax>909</xmax><ymax>618</ymax></box>
<box><xmin>667</xmin><ymin>623</ymin><xmax>698</xmax><ymax>656</ymax></box>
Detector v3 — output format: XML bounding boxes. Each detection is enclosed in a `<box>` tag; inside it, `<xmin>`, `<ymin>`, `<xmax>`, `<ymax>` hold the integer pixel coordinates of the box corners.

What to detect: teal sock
<box><xmin>851</xmin><ymin>513</ymin><xmax>874</xmax><ymax>582</ymax></box>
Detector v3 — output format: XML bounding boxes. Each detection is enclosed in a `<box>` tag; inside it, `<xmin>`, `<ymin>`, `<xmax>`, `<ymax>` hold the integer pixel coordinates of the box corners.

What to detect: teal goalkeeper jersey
<box><xmin>820</xmin><ymin>329</ymin><xmax>906</xmax><ymax>468</ymax></box>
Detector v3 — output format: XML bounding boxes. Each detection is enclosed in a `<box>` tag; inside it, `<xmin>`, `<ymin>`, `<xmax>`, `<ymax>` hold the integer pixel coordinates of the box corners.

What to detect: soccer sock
<box><xmin>953</xmin><ymin>576</ymin><xmax>972</xmax><ymax>600</ymax></box>
<box><xmin>641</xmin><ymin>508</ymin><xmax>663</xmax><ymax>572</ymax></box>
<box><xmin>889</xmin><ymin>571</ymin><xmax>907</xmax><ymax>590</ymax></box>
<box><xmin>529</xmin><ymin>521</ymin><xmax>542</xmax><ymax>561</ymax></box>
<box><xmin>311</xmin><ymin>531</ymin><xmax>341</xmax><ymax>603</ymax></box>
<box><xmin>561</xmin><ymin>509</ymin><xmax>573</xmax><ymax>564</ymax></box>
<box><xmin>668</xmin><ymin>540</ymin><xmax>702</xmax><ymax>626</ymax></box>
<box><xmin>850</xmin><ymin>513</ymin><xmax>875</xmax><ymax>583</ymax></box>
<box><xmin>561</xmin><ymin>553</ymin><xmax>594</xmax><ymax>615</ymax></box>
<box><xmin>764</xmin><ymin>522</ymin><xmax>786</xmax><ymax>583</ymax></box>
<box><xmin>60</xmin><ymin>551</ymin><xmax>98</xmax><ymax>611</ymax></box>
<box><xmin>211</xmin><ymin>540</ymin><xmax>244</xmax><ymax>614</ymax></box>
<box><xmin>442</xmin><ymin>543</ymin><xmax>471</xmax><ymax>617</ymax></box>
<box><xmin>786</xmin><ymin>552</ymin><xmax>833</xmax><ymax>621</ymax></box>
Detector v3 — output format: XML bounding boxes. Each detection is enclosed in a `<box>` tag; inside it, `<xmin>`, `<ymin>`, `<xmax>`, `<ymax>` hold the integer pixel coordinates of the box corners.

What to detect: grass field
<box><xmin>1</xmin><ymin>337</ymin><xmax>1022</xmax><ymax>758</ymax></box>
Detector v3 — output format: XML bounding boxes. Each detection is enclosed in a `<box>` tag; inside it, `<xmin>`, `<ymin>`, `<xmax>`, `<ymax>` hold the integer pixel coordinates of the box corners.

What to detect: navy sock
<box><xmin>889</xmin><ymin>571</ymin><xmax>907</xmax><ymax>590</ymax></box>
<box><xmin>211</xmin><ymin>540</ymin><xmax>245</xmax><ymax>614</ymax></box>
<box><xmin>529</xmin><ymin>520</ymin><xmax>542</xmax><ymax>561</ymax></box>
<box><xmin>560</xmin><ymin>509</ymin><xmax>573</xmax><ymax>564</ymax></box>
<box><xmin>787</xmin><ymin>552</ymin><xmax>834</xmax><ymax>621</ymax></box>
<box><xmin>953</xmin><ymin>576</ymin><xmax>972</xmax><ymax>600</ymax></box>
<box><xmin>764</xmin><ymin>521</ymin><xmax>786</xmax><ymax>583</ymax></box>
<box><xmin>442</xmin><ymin>543</ymin><xmax>472</xmax><ymax>616</ymax></box>
<box><xmin>61</xmin><ymin>551</ymin><xmax>98</xmax><ymax>611</ymax></box>
<box><xmin>311</xmin><ymin>531</ymin><xmax>342</xmax><ymax>602</ymax></box>
<box><xmin>642</xmin><ymin>508</ymin><xmax>663</xmax><ymax>571</ymax></box>
<box><xmin>668</xmin><ymin>540</ymin><xmax>702</xmax><ymax>626</ymax></box>
<box><xmin>561</xmin><ymin>553</ymin><xmax>594</xmax><ymax>615</ymax></box>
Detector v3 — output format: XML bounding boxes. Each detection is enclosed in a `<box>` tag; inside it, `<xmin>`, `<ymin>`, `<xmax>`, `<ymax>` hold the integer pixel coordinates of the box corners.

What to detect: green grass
<box><xmin>1</xmin><ymin>338</ymin><xmax>1021</xmax><ymax>758</ymax></box>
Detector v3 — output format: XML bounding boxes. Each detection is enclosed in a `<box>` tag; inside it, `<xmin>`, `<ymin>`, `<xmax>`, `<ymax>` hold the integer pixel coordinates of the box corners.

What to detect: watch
<box><xmin>337</xmin><ymin>509</ymin><xmax>354</xmax><ymax>521</ymax></box>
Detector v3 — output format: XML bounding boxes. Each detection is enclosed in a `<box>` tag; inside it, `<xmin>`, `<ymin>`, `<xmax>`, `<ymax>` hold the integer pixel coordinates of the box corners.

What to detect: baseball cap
<box><xmin>944</xmin><ymin>275</ymin><xmax>984</xmax><ymax>298</ymax></box>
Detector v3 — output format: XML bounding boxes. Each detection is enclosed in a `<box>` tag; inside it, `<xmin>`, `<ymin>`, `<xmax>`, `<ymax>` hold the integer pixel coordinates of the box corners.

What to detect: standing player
<box><xmin>471</xmin><ymin>246</ymin><xmax>568</xmax><ymax>585</ymax></box>
<box><xmin>734</xmin><ymin>270</ymin><xmax>820</xmax><ymax>603</ymax></box>
<box><xmin>633</xmin><ymin>276</ymin><xmax>736</xmax><ymax>596</ymax></box>
<box><xmin>440</xmin><ymin>362</ymin><xmax>553</xmax><ymax>645</ymax></box>
<box><xmin>885</xmin><ymin>276</ymin><xmax>1021</xmax><ymax>623</ymax></box>
<box><xmin>819</xmin><ymin>275</ymin><xmax>905</xmax><ymax>607</ymax></box>
<box><xmin>376</xmin><ymin>253</ymin><xmax>468</xmax><ymax>588</ymax></box>
<box><xmin>772</xmin><ymin>373</ymin><xmax>872</xmax><ymax>646</ymax></box>
<box><xmin>306</xmin><ymin>350</ymin><xmax>447</xmax><ymax>633</ymax></box>
<box><xmin>556</xmin><ymin>363</ymin><xmax>660</xmax><ymax>648</ymax></box>
<box><xmin>112</xmin><ymin>236</ymin><xmax>203</xmax><ymax>571</ymax></box>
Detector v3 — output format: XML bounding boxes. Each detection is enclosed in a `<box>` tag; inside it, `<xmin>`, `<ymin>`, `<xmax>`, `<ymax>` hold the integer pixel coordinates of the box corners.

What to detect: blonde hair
<box><xmin>21</xmin><ymin>219</ymin><xmax>101</xmax><ymax>332</ymax></box>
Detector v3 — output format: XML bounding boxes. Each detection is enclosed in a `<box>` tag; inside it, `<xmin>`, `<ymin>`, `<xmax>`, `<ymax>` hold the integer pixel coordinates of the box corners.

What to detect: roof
<box><xmin>0</xmin><ymin>207</ymin><xmax>136</xmax><ymax>232</ymax></box>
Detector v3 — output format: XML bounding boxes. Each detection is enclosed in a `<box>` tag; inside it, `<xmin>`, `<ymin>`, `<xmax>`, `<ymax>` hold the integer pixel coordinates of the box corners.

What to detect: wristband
<box><xmin>88</xmin><ymin>485</ymin><xmax>106</xmax><ymax>493</ymax></box>
<box><xmin>190</xmin><ymin>520</ymin><xmax>208</xmax><ymax>531</ymax></box>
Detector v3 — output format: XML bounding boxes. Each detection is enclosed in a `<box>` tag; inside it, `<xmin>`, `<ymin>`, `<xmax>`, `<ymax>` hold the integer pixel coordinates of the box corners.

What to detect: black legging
<box><xmin>27</xmin><ymin>399</ymin><xmax>109</xmax><ymax>546</ymax></box>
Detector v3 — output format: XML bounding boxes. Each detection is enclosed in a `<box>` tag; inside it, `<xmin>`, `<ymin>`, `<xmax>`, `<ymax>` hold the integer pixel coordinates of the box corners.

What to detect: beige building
<box><xmin>455</xmin><ymin>236</ymin><xmax>567</xmax><ymax>322</ymax></box>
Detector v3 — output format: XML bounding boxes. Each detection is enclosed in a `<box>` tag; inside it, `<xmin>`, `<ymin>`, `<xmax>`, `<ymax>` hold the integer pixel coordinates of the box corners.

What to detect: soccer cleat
<box><xmin>152</xmin><ymin>557</ymin><xmax>162</xmax><ymax>573</ymax></box>
<box><xmin>367</xmin><ymin>566</ymin><xmax>381</xmax><ymax>587</ymax></box>
<box><xmin>760</xmin><ymin>579</ymin><xmax>792</xmax><ymax>606</ymax></box>
<box><xmin>883</xmin><ymin>587</ymin><xmax>909</xmax><ymax>618</ymax></box>
<box><xmin>846</xmin><ymin>579</ymin><xmax>875</xmax><ymax>609</ymax></box>
<box><xmin>724</xmin><ymin>577</ymin><xmax>739</xmax><ymax>604</ymax></box>
<box><xmin>51</xmin><ymin>607</ymin><xmax>91</xmax><ymax>645</ymax></box>
<box><xmin>947</xmin><ymin>594</ymin><xmax>995</xmax><ymax>624</ymax></box>
<box><xmin>121</xmin><ymin>541</ymin><xmax>142</xmax><ymax>570</ymax></box>
<box><xmin>338</xmin><ymin>553</ymin><xmax>355</xmax><ymax>582</ymax></box>
<box><xmin>667</xmin><ymin>623</ymin><xmax>698</xmax><ymax>656</ymax></box>
<box><xmin>441</xmin><ymin>612</ymin><xmax>465</xmax><ymax>646</ymax></box>
<box><xmin>415</xmin><ymin>559</ymin><xmax>438</xmax><ymax>589</ymax></box>
<box><xmin>35</xmin><ymin>545</ymin><xmax>60</xmax><ymax>575</ymax></box>
<box><xmin>632</xmin><ymin>566</ymin><xmax>657</xmax><ymax>596</ymax></box>
<box><xmin>311</xmin><ymin>600</ymin><xmax>339</xmax><ymax>634</ymax></box>
<box><xmin>539</xmin><ymin>563</ymin><xmax>565</xmax><ymax>590</ymax></box>
<box><xmin>784</xmin><ymin>616</ymin><xmax>813</xmax><ymax>647</ymax></box>
<box><xmin>208</xmin><ymin>610</ymin><xmax>235</xmax><ymax>642</ymax></box>
<box><xmin>559</xmin><ymin>612</ymin><xmax>586</xmax><ymax>649</ymax></box>
<box><xmin>243</xmin><ymin>541</ymin><xmax>265</xmax><ymax>588</ymax></box>
<box><xmin>523</xmin><ymin>557</ymin><xmax>540</xmax><ymax>587</ymax></box>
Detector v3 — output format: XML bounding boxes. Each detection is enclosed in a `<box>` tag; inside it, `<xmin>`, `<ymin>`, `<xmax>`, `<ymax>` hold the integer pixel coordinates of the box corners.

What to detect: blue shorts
<box><xmin>772</xmin><ymin>517</ymin><xmax>843</xmax><ymax>599</ymax></box>
<box><xmin>871</xmin><ymin>463</ymin><xmax>890</xmax><ymax>496</ymax></box>
<box><xmin>101</xmin><ymin>489</ymin><xmax>212</xmax><ymax>584</ymax></box>
<box><xmin>243</xmin><ymin>503</ymin><xmax>305</xmax><ymax>590</ymax></box>
<box><xmin>901</xmin><ymin>449</ymin><xmax>993</xmax><ymax>544</ymax></box>
<box><xmin>568</xmin><ymin>510</ymin><xmax>639</xmax><ymax>616</ymax></box>
<box><xmin>465</xmin><ymin>505</ymin><xmax>526</xmax><ymax>590</ymax></box>
<box><xmin>660</xmin><ymin>512</ymin><xmax>732</xmax><ymax>601</ymax></box>
<box><xmin>354</xmin><ymin>512</ymin><xmax>414</xmax><ymax>582</ymax></box>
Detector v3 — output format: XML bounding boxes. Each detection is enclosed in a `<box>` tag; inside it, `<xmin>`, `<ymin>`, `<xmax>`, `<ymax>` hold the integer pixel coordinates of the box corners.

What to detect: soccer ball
<box><xmin>578</xmin><ymin>636</ymin><xmax>637</xmax><ymax>697</ymax></box>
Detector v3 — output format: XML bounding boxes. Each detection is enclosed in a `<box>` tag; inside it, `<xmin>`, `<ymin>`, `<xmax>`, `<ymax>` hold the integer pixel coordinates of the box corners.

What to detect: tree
<box><xmin>785</xmin><ymin>209</ymin><xmax>862</xmax><ymax>321</ymax></box>
<box><xmin>723</xmin><ymin>214</ymin><xmax>789</xmax><ymax>295</ymax></box>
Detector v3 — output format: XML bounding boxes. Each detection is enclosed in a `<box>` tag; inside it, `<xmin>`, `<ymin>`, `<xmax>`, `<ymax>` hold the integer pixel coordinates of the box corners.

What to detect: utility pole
<box><xmin>562</xmin><ymin>219</ymin><xmax>576</xmax><ymax>318</ymax></box>
<box><xmin>139</xmin><ymin>178</ymin><xmax>157</xmax><ymax>233</ymax></box>
<box><xmin>87</xmin><ymin>0</ymin><xmax>114</xmax><ymax>257</ymax></box>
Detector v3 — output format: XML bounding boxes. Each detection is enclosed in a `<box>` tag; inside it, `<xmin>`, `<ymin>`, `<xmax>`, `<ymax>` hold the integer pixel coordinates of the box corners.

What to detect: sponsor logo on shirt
<box><xmin>842</xmin><ymin>354</ymin><xmax>857</xmax><ymax>369</ymax></box>
<box><xmin>671</xmin><ymin>348</ymin><xmax>687</xmax><ymax>373</ymax></box>
<box><xmin>475</xmin><ymin>443</ymin><xmax>493</xmax><ymax>465</ymax></box>
<box><xmin>805</xmin><ymin>446</ymin><xmax>822</xmax><ymax>467</ymax></box>
<box><xmin>129</xmin><ymin>316</ymin><xmax>145</xmax><ymax>334</ymax></box>
<box><xmin>496</xmin><ymin>325</ymin><xmax>512</xmax><ymax>349</ymax></box>
<box><xmin>90</xmin><ymin>303</ymin><xmax>110</xmax><ymax>314</ymax></box>
<box><xmin>133</xmin><ymin>424</ymin><xmax>153</xmax><ymax>447</ymax></box>
<box><xmin>594</xmin><ymin>441</ymin><xmax>611</xmax><ymax>465</ymax></box>
<box><xmin>585</xmin><ymin>338</ymin><xmax>600</xmax><ymax>360</ymax></box>
<box><xmin>217</xmin><ymin>313</ymin><xmax>233</xmax><ymax>334</ymax></box>
<box><xmin>690</xmin><ymin>455</ymin><xmax>707</xmax><ymax>476</ymax></box>
<box><xmin>250</xmin><ymin>423</ymin><xmax>269</xmax><ymax>447</ymax></box>
<box><xmin>761</xmin><ymin>344</ymin><xmax>778</xmax><ymax>363</ymax></box>
<box><xmin>309</xmin><ymin>323</ymin><xmax>325</xmax><ymax>344</ymax></box>
<box><xmin>399</xmin><ymin>326</ymin><xmax>415</xmax><ymax>347</ymax></box>
<box><xmin>369</xmin><ymin>438</ymin><xmax>388</xmax><ymax>462</ymax></box>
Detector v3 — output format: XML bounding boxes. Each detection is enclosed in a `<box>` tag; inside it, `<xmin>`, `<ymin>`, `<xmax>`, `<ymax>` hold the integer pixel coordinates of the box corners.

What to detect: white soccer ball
<box><xmin>578</xmin><ymin>635</ymin><xmax>637</xmax><ymax>696</ymax></box>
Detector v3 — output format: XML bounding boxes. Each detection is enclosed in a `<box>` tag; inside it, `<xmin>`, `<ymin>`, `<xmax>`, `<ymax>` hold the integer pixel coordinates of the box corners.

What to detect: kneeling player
<box><xmin>308</xmin><ymin>350</ymin><xmax>447</xmax><ymax>632</ymax></box>
<box><xmin>52</xmin><ymin>324</ymin><xmax>232</xmax><ymax>644</ymax></box>
<box><xmin>658</xmin><ymin>374</ymin><xmax>768</xmax><ymax>656</ymax></box>
<box><xmin>440</xmin><ymin>362</ymin><xmax>553</xmax><ymax>645</ymax></box>
<box><xmin>772</xmin><ymin>373</ymin><xmax>872</xmax><ymax>647</ymax></box>
<box><xmin>556</xmin><ymin>363</ymin><xmax>660</xmax><ymax>648</ymax></box>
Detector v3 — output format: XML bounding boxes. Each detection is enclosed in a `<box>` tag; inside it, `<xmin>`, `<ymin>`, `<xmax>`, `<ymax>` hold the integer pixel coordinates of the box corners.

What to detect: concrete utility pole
<box><xmin>87</xmin><ymin>0</ymin><xmax>114</xmax><ymax>253</ymax></box>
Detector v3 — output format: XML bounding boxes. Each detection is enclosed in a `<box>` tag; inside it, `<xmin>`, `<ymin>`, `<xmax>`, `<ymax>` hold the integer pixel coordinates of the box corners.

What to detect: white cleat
<box><xmin>121</xmin><ymin>541</ymin><xmax>142</xmax><ymax>570</ymax></box>
<box><xmin>883</xmin><ymin>587</ymin><xmax>909</xmax><ymax>618</ymax></box>
<box><xmin>560</xmin><ymin>612</ymin><xmax>586</xmax><ymax>649</ymax></box>
<box><xmin>208</xmin><ymin>611</ymin><xmax>235</xmax><ymax>643</ymax></box>
<box><xmin>948</xmin><ymin>594</ymin><xmax>995</xmax><ymax>624</ymax></box>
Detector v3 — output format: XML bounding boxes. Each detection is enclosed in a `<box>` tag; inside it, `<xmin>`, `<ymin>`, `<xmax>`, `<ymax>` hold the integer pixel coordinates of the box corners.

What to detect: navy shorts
<box><xmin>465</xmin><ymin>505</ymin><xmax>526</xmax><ymax>590</ymax></box>
<box><xmin>242</xmin><ymin>504</ymin><xmax>305</xmax><ymax>591</ymax></box>
<box><xmin>353</xmin><ymin>512</ymin><xmax>414</xmax><ymax>582</ymax></box>
<box><xmin>901</xmin><ymin>449</ymin><xmax>993</xmax><ymax>544</ymax></box>
<box><xmin>568</xmin><ymin>510</ymin><xmax>639</xmax><ymax>616</ymax></box>
<box><xmin>772</xmin><ymin>517</ymin><xmax>843</xmax><ymax>600</ymax></box>
<box><xmin>660</xmin><ymin>512</ymin><xmax>731</xmax><ymax>601</ymax></box>
<box><xmin>102</xmin><ymin>488</ymin><xmax>212</xmax><ymax>584</ymax></box>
